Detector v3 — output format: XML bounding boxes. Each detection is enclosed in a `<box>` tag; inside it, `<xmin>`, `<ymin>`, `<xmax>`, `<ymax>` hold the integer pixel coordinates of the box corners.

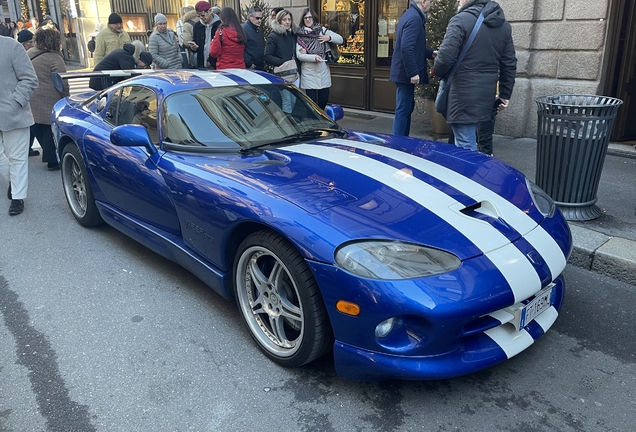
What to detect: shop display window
<box><xmin>376</xmin><ymin>0</ymin><xmax>409</xmax><ymax>67</ymax></box>
<box><xmin>121</xmin><ymin>14</ymin><xmax>148</xmax><ymax>35</ymax></box>
<box><xmin>320</xmin><ymin>0</ymin><xmax>365</xmax><ymax>65</ymax></box>
<box><xmin>164</xmin><ymin>15</ymin><xmax>178</xmax><ymax>32</ymax></box>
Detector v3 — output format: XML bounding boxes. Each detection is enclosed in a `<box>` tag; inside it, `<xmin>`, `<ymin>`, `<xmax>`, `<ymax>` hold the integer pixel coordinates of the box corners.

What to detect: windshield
<box><xmin>162</xmin><ymin>84</ymin><xmax>341</xmax><ymax>151</ymax></box>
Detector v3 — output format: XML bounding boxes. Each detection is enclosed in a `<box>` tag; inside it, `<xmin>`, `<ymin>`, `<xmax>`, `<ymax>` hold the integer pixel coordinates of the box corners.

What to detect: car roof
<box><xmin>119</xmin><ymin>69</ymin><xmax>287</xmax><ymax>95</ymax></box>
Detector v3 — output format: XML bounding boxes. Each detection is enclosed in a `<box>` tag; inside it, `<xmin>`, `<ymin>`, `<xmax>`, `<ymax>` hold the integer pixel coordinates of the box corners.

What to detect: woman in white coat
<box><xmin>296</xmin><ymin>8</ymin><xmax>343</xmax><ymax>110</ymax></box>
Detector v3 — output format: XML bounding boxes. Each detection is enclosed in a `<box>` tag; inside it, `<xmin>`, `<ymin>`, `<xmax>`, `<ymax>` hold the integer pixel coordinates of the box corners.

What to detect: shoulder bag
<box><xmin>273</xmin><ymin>57</ymin><xmax>299</xmax><ymax>83</ymax></box>
<box><xmin>435</xmin><ymin>8</ymin><xmax>486</xmax><ymax>118</ymax></box>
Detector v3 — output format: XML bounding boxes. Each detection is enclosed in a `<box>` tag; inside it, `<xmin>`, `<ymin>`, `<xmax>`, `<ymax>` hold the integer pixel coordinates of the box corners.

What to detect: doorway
<box><xmin>316</xmin><ymin>0</ymin><xmax>410</xmax><ymax>112</ymax></box>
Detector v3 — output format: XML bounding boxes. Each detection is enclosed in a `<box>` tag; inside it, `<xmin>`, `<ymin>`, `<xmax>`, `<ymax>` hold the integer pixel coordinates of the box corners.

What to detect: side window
<box><xmin>105</xmin><ymin>89</ymin><xmax>122</xmax><ymax>125</ymax></box>
<box><xmin>117</xmin><ymin>86</ymin><xmax>159</xmax><ymax>143</ymax></box>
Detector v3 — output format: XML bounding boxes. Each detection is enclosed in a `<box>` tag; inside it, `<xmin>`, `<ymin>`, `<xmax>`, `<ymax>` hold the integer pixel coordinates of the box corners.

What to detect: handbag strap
<box><xmin>445</xmin><ymin>8</ymin><xmax>486</xmax><ymax>84</ymax></box>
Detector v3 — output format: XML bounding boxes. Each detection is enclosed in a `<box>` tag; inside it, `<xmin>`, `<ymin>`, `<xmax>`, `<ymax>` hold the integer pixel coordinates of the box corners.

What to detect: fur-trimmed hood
<box><xmin>270</xmin><ymin>19</ymin><xmax>299</xmax><ymax>35</ymax></box>
<box><xmin>181</xmin><ymin>9</ymin><xmax>198</xmax><ymax>24</ymax></box>
<box><xmin>131</xmin><ymin>40</ymin><xmax>145</xmax><ymax>62</ymax></box>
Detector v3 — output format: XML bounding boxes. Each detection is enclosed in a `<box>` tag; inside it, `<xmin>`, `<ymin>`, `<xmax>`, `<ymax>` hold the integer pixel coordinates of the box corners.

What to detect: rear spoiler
<box><xmin>52</xmin><ymin>69</ymin><xmax>155</xmax><ymax>93</ymax></box>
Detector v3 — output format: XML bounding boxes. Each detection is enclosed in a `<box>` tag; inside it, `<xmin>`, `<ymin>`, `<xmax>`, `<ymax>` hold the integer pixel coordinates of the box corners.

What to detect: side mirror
<box><xmin>325</xmin><ymin>104</ymin><xmax>344</xmax><ymax>122</ymax></box>
<box><xmin>110</xmin><ymin>125</ymin><xmax>157</xmax><ymax>154</ymax></box>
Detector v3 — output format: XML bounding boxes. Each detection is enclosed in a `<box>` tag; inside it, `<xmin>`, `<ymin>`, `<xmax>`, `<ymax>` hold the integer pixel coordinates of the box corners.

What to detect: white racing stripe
<box><xmin>221</xmin><ymin>69</ymin><xmax>274</xmax><ymax>84</ymax></box>
<box><xmin>189</xmin><ymin>70</ymin><xmax>241</xmax><ymax>87</ymax></box>
<box><xmin>326</xmin><ymin>139</ymin><xmax>567</xmax><ymax>281</ymax></box>
<box><xmin>286</xmin><ymin>143</ymin><xmax>541</xmax><ymax>302</ymax></box>
<box><xmin>533</xmin><ymin>306</ymin><xmax>558</xmax><ymax>333</ymax></box>
<box><xmin>485</xmin><ymin>325</ymin><xmax>535</xmax><ymax>358</ymax></box>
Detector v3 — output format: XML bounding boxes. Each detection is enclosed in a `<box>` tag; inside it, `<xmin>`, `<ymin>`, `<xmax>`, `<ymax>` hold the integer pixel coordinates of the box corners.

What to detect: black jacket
<box><xmin>264</xmin><ymin>20</ymin><xmax>298</xmax><ymax>68</ymax></box>
<box><xmin>242</xmin><ymin>21</ymin><xmax>265</xmax><ymax>70</ymax></box>
<box><xmin>90</xmin><ymin>44</ymin><xmax>137</xmax><ymax>90</ymax></box>
<box><xmin>433</xmin><ymin>0</ymin><xmax>516</xmax><ymax>124</ymax></box>
<box><xmin>192</xmin><ymin>17</ymin><xmax>221</xmax><ymax>68</ymax></box>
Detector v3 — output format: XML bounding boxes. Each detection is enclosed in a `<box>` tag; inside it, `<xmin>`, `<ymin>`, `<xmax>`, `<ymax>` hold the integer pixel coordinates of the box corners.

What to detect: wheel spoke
<box><xmin>247</xmin><ymin>256</ymin><xmax>268</xmax><ymax>293</ymax></box>
<box><xmin>269</xmin><ymin>314</ymin><xmax>292</xmax><ymax>348</ymax></box>
<box><xmin>279</xmin><ymin>296</ymin><xmax>302</xmax><ymax>325</ymax></box>
<box><xmin>250</xmin><ymin>293</ymin><xmax>266</xmax><ymax>315</ymax></box>
<box><xmin>268</xmin><ymin>261</ymin><xmax>284</xmax><ymax>286</ymax></box>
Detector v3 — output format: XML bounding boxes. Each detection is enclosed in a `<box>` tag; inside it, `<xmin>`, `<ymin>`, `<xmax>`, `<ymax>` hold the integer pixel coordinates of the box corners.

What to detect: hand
<box><xmin>188</xmin><ymin>41</ymin><xmax>198</xmax><ymax>50</ymax></box>
<box><xmin>299</xmin><ymin>47</ymin><xmax>307</xmax><ymax>54</ymax></box>
<box><xmin>410</xmin><ymin>74</ymin><xmax>420</xmax><ymax>85</ymax></box>
<box><xmin>497</xmin><ymin>98</ymin><xmax>509</xmax><ymax>112</ymax></box>
<box><xmin>315</xmin><ymin>55</ymin><xmax>323</xmax><ymax>62</ymax></box>
<box><xmin>317</xmin><ymin>34</ymin><xmax>331</xmax><ymax>43</ymax></box>
<box><xmin>432</xmin><ymin>50</ymin><xmax>438</xmax><ymax>59</ymax></box>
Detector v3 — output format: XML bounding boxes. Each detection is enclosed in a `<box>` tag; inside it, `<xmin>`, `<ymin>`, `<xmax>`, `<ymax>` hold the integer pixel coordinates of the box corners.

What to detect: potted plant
<box><xmin>416</xmin><ymin>0</ymin><xmax>458</xmax><ymax>134</ymax></box>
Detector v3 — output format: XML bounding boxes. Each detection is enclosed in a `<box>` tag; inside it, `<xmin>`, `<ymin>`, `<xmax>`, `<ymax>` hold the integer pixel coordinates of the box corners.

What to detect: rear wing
<box><xmin>52</xmin><ymin>69</ymin><xmax>155</xmax><ymax>93</ymax></box>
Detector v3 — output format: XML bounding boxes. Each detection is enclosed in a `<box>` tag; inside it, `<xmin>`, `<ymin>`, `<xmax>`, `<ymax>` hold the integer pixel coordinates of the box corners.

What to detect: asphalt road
<box><xmin>1</xmin><ymin>155</ymin><xmax>635</xmax><ymax>432</ymax></box>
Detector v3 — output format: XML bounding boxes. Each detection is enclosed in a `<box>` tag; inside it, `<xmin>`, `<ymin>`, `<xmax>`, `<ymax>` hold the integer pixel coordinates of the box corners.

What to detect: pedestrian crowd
<box><xmin>0</xmin><ymin>0</ymin><xmax>516</xmax><ymax>217</ymax></box>
<box><xmin>390</xmin><ymin>0</ymin><xmax>517</xmax><ymax>156</ymax></box>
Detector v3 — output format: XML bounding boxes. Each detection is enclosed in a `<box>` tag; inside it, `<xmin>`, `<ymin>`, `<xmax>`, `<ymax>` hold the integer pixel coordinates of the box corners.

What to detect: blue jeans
<box><xmin>451</xmin><ymin>123</ymin><xmax>478</xmax><ymax>151</ymax></box>
<box><xmin>392</xmin><ymin>83</ymin><xmax>415</xmax><ymax>136</ymax></box>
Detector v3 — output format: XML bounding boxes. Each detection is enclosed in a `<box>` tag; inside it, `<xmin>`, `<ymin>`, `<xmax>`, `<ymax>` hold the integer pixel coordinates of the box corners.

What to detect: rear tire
<box><xmin>233</xmin><ymin>230</ymin><xmax>333</xmax><ymax>367</ymax></box>
<box><xmin>61</xmin><ymin>143</ymin><xmax>103</xmax><ymax>227</ymax></box>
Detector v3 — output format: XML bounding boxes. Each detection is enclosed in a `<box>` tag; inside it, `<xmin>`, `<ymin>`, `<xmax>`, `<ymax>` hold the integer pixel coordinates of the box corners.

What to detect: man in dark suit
<box><xmin>389</xmin><ymin>0</ymin><xmax>436</xmax><ymax>136</ymax></box>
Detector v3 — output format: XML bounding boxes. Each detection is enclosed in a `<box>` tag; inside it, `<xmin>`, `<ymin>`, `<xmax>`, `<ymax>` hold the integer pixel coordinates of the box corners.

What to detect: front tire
<box><xmin>234</xmin><ymin>230</ymin><xmax>333</xmax><ymax>367</ymax></box>
<box><xmin>61</xmin><ymin>143</ymin><xmax>103</xmax><ymax>227</ymax></box>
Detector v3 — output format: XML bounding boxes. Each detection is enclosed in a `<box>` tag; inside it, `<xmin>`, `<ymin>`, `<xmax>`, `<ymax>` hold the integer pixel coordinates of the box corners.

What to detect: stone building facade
<box><xmin>496</xmin><ymin>0</ymin><xmax>613</xmax><ymax>138</ymax></box>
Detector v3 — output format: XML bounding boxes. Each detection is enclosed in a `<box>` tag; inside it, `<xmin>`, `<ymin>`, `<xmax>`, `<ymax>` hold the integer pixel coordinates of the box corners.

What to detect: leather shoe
<box><xmin>7</xmin><ymin>185</ymin><xmax>11</xmax><ymax>200</ymax></box>
<box><xmin>9</xmin><ymin>199</ymin><xmax>23</xmax><ymax>215</ymax></box>
<box><xmin>29</xmin><ymin>149</ymin><xmax>40</xmax><ymax>157</ymax></box>
<box><xmin>47</xmin><ymin>163</ymin><xmax>60</xmax><ymax>171</ymax></box>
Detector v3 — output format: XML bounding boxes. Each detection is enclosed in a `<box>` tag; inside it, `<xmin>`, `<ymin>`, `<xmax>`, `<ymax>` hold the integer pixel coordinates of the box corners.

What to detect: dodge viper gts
<box><xmin>51</xmin><ymin>69</ymin><xmax>572</xmax><ymax>381</ymax></box>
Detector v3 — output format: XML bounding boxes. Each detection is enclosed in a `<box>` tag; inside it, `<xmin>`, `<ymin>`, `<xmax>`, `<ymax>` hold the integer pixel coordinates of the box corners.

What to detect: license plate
<box><xmin>519</xmin><ymin>287</ymin><xmax>554</xmax><ymax>328</ymax></box>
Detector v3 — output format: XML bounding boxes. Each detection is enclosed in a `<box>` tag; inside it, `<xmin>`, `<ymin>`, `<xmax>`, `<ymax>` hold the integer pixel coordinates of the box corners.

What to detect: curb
<box><xmin>568</xmin><ymin>224</ymin><xmax>636</xmax><ymax>285</ymax></box>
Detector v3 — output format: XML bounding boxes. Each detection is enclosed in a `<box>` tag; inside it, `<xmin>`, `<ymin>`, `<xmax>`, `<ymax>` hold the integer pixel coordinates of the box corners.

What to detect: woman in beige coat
<box><xmin>28</xmin><ymin>26</ymin><xmax>69</xmax><ymax>170</ymax></box>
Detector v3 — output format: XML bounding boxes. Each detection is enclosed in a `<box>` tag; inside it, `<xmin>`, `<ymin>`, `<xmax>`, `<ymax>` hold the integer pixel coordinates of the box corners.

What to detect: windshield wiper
<box><xmin>240</xmin><ymin>128</ymin><xmax>347</xmax><ymax>153</ymax></box>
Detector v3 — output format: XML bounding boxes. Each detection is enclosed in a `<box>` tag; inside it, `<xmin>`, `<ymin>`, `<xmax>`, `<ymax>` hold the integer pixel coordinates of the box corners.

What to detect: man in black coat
<box><xmin>243</xmin><ymin>6</ymin><xmax>265</xmax><ymax>70</ymax></box>
<box><xmin>89</xmin><ymin>44</ymin><xmax>153</xmax><ymax>90</ymax></box>
<box><xmin>187</xmin><ymin>1</ymin><xmax>221</xmax><ymax>69</ymax></box>
<box><xmin>389</xmin><ymin>0</ymin><xmax>435</xmax><ymax>136</ymax></box>
<box><xmin>433</xmin><ymin>0</ymin><xmax>516</xmax><ymax>152</ymax></box>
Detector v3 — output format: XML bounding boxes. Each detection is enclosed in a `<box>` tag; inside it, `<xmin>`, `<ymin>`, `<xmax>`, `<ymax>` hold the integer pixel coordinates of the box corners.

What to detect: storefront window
<box><xmin>376</xmin><ymin>0</ymin><xmax>409</xmax><ymax>67</ymax></box>
<box><xmin>320</xmin><ymin>0</ymin><xmax>365</xmax><ymax>65</ymax></box>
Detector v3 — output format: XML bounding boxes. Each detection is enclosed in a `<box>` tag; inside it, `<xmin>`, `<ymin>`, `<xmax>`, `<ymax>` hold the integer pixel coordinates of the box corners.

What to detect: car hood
<box><xmin>187</xmin><ymin>134</ymin><xmax>547</xmax><ymax>262</ymax></box>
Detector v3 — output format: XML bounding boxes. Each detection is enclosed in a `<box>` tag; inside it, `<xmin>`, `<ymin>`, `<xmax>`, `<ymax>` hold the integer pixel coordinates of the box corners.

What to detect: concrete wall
<box><xmin>496</xmin><ymin>0</ymin><xmax>611</xmax><ymax>137</ymax></box>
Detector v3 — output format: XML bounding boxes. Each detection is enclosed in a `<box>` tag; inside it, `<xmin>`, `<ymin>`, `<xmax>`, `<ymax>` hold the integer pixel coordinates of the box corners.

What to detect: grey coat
<box><xmin>148</xmin><ymin>29</ymin><xmax>182</xmax><ymax>69</ymax></box>
<box><xmin>28</xmin><ymin>49</ymin><xmax>70</xmax><ymax>125</ymax></box>
<box><xmin>0</xmin><ymin>37</ymin><xmax>38</xmax><ymax>131</ymax></box>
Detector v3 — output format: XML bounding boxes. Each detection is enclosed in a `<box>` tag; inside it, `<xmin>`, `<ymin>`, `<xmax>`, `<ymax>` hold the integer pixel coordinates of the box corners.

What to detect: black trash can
<box><xmin>535</xmin><ymin>94</ymin><xmax>623</xmax><ymax>221</ymax></box>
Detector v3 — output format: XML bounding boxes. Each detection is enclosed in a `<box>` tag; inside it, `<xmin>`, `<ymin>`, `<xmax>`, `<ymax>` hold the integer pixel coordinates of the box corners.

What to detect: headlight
<box><xmin>526</xmin><ymin>178</ymin><xmax>556</xmax><ymax>218</ymax></box>
<box><xmin>335</xmin><ymin>241</ymin><xmax>461</xmax><ymax>280</ymax></box>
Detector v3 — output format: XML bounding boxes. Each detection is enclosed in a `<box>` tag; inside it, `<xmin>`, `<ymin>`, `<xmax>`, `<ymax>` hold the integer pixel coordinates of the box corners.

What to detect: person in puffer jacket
<box><xmin>148</xmin><ymin>13</ymin><xmax>183</xmax><ymax>69</ymax></box>
<box><xmin>209</xmin><ymin>7</ymin><xmax>247</xmax><ymax>69</ymax></box>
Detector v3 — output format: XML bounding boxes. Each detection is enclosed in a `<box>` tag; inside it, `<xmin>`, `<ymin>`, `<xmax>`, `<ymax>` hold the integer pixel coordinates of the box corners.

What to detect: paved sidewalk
<box><xmin>338</xmin><ymin>108</ymin><xmax>636</xmax><ymax>285</ymax></box>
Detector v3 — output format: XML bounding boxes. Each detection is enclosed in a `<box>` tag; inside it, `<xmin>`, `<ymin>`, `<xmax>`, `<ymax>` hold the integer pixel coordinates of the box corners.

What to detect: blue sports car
<box><xmin>51</xmin><ymin>69</ymin><xmax>572</xmax><ymax>381</ymax></box>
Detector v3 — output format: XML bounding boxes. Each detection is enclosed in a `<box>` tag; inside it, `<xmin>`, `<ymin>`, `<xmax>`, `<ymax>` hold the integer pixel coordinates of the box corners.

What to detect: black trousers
<box><xmin>305</xmin><ymin>88</ymin><xmax>330</xmax><ymax>110</ymax></box>
<box><xmin>30</xmin><ymin>124</ymin><xmax>57</xmax><ymax>164</ymax></box>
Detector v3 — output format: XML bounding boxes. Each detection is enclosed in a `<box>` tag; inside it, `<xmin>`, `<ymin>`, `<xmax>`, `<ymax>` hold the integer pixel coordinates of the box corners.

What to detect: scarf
<box><xmin>296</xmin><ymin>24</ymin><xmax>326</xmax><ymax>57</ymax></box>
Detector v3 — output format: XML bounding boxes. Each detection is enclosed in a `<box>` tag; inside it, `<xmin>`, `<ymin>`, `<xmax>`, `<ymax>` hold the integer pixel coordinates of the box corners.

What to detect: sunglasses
<box><xmin>253</xmin><ymin>16</ymin><xmax>263</xmax><ymax>20</ymax></box>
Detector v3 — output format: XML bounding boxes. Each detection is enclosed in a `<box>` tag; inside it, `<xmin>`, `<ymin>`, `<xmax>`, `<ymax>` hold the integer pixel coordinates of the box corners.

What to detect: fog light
<box><xmin>375</xmin><ymin>317</ymin><xmax>396</xmax><ymax>338</ymax></box>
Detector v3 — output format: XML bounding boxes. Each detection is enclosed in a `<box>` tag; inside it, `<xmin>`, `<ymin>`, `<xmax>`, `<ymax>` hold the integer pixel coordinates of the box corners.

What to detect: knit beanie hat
<box><xmin>108</xmin><ymin>13</ymin><xmax>123</xmax><ymax>25</ymax></box>
<box><xmin>195</xmin><ymin>1</ymin><xmax>211</xmax><ymax>12</ymax></box>
<box><xmin>17</xmin><ymin>29</ymin><xmax>33</xmax><ymax>43</ymax></box>
<box><xmin>139</xmin><ymin>51</ymin><xmax>153</xmax><ymax>66</ymax></box>
<box><xmin>154</xmin><ymin>13</ymin><xmax>167</xmax><ymax>25</ymax></box>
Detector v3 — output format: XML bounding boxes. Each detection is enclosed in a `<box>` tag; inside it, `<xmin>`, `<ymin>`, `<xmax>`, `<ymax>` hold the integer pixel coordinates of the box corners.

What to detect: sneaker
<box><xmin>29</xmin><ymin>149</ymin><xmax>40</xmax><ymax>157</ymax></box>
<box><xmin>47</xmin><ymin>163</ymin><xmax>60</xmax><ymax>171</ymax></box>
<box><xmin>9</xmin><ymin>199</ymin><xmax>23</xmax><ymax>215</ymax></box>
